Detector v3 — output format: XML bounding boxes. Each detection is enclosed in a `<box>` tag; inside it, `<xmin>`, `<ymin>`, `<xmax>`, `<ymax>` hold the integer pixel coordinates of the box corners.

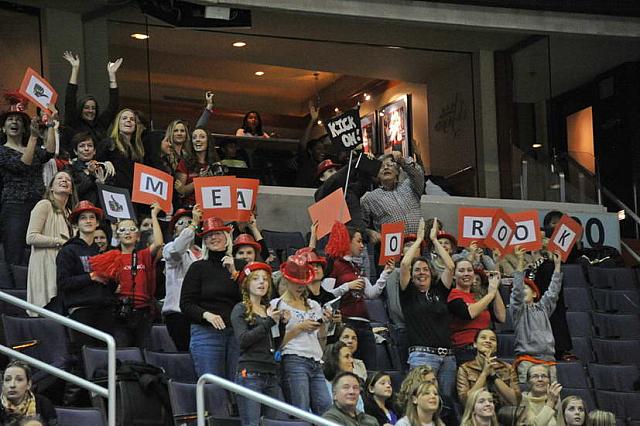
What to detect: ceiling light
<box><xmin>232</xmin><ymin>41</ymin><xmax>246</xmax><ymax>47</ymax></box>
<box><xmin>532</xmin><ymin>143</ymin><xmax>542</xmax><ymax>149</ymax></box>
<box><xmin>255</xmin><ymin>71</ymin><xmax>264</xmax><ymax>76</ymax></box>
<box><xmin>130</xmin><ymin>33</ymin><xmax>149</xmax><ymax>40</ymax></box>
<box><xmin>334</xmin><ymin>107</ymin><xmax>340</xmax><ymax>113</ymax></box>
<box><xmin>379</xmin><ymin>112</ymin><xmax>385</xmax><ymax>117</ymax></box>
<box><xmin>317</xmin><ymin>120</ymin><xmax>322</xmax><ymax>125</ymax></box>
<box><xmin>364</xmin><ymin>93</ymin><xmax>371</xmax><ymax>101</ymax></box>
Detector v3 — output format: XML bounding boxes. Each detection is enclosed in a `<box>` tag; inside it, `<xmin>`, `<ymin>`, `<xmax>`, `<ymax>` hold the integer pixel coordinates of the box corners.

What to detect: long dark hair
<box><xmin>241</xmin><ymin>111</ymin><xmax>264</xmax><ymax>136</ymax></box>
<box><xmin>323</xmin><ymin>341</ymin><xmax>350</xmax><ymax>382</ymax></box>
<box><xmin>182</xmin><ymin>126</ymin><xmax>220</xmax><ymax>172</ymax></box>
<box><xmin>363</xmin><ymin>371</ymin><xmax>396</xmax><ymax>417</ymax></box>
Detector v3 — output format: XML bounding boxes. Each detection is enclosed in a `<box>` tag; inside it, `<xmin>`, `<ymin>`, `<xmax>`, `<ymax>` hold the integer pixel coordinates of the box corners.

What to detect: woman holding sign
<box><xmin>399</xmin><ymin>218</ymin><xmax>457</xmax><ymax>402</ymax></box>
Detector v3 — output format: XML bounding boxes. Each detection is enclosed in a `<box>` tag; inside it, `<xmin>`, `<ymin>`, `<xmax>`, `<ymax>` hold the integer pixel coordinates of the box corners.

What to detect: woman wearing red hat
<box><xmin>511</xmin><ymin>246</ymin><xmax>563</xmax><ymax>384</ymax></box>
<box><xmin>0</xmin><ymin>94</ymin><xmax>56</xmax><ymax>267</ymax></box>
<box><xmin>270</xmin><ymin>254</ymin><xmax>332</xmax><ymax>414</ymax></box>
<box><xmin>233</xmin><ymin>233</ymin><xmax>264</xmax><ymax>263</ymax></box>
<box><xmin>56</xmin><ymin>201</ymin><xmax>116</xmax><ymax>353</ymax></box>
<box><xmin>161</xmin><ymin>205</ymin><xmax>203</xmax><ymax>351</ymax></box>
<box><xmin>26</xmin><ymin>170</ymin><xmax>76</xmax><ymax>312</ymax></box>
<box><xmin>180</xmin><ymin>217</ymin><xmax>244</xmax><ymax>380</ymax></box>
<box><xmin>230</xmin><ymin>262</ymin><xmax>288</xmax><ymax>426</ymax></box>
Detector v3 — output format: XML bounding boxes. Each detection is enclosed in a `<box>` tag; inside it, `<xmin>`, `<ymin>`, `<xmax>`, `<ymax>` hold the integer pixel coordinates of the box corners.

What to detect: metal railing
<box><xmin>0</xmin><ymin>291</ymin><xmax>116</xmax><ymax>426</ymax></box>
<box><xmin>196</xmin><ymin>373</ymin><xmax>340</xmax><ymax>426</ymax></box>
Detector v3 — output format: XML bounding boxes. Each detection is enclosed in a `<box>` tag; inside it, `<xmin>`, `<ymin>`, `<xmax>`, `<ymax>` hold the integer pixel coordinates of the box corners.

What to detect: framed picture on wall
<box><xmin>360</xmin><ymin>112</ymin><xmax>377</xmax><ymax>154</ymax></box>
<box><xmin>379</xmin><ymin>94</ymin><xmax>412</xmax><ymax>157</ymax></box>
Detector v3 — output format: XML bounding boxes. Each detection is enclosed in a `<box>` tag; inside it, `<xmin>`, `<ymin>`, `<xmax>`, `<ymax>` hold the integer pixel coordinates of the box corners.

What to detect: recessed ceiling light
<box><xmin>532</xmin><ymin>143</ymin><xmax>542</xmax><ymax>148</ymax></box>
<box><xmin>317</xmin><ymin>120</ymin><xmax>322</xmax><ymax>125</ymax></box>
<box><xmin>334</xmin><ymin>107</ymin><xmax>340</xmax><ymax>113</ymax></box>
<box><xmin>255</xmin><ymin>71</ymin><xmax>264</xmax><ymax>76</ymax></box>
<box><xmin>130</xmin><ymin>33</ymin><xmax>149</xmax><ymax>40</ymax></box>
<box><xmin>233</xmin><ymin>41</ymin><xmax>247</xmax><ymax>47</ymax></box>
<box><xmin>364</xmin><ymin>93</ymin><xmax>371</xmax><ymax>101</ymax></box>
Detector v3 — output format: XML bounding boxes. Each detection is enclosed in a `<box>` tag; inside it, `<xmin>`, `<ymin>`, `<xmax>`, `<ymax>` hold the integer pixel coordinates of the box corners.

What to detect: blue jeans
<box><xmin>190</xmin><ymin>325</ymin><xmax>239</xmax><ymax>381</ymax></box>
<box><xmin>281</xmin><ymin>355</ymin><xmax>331</xmax><ymax>415</ymax></box>
<box><xmin>408</xmin><ymin>351</ymin><xmax>457</xmax><ymax>401</ymax></box>
<box><xmin>235</xmin><ymin>372</ymin><xmax>285</xmax><ymax>426</ymax></box>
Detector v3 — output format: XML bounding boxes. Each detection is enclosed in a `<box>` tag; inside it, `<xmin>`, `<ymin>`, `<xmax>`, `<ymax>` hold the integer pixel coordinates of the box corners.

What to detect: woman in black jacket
<box><xmin>0</xmin><ymin>362</ymin><xmax>57</xmax><ymax>426</ymax></box>
<box><xmin>56</xmin><ymin>201</ymin><xmax>117</xmax><ymax>349</ymax></box>
<box><xmin>180</xmin><ymin>217</ymin><xmax>245</xmax><ymax>380</ymax></box>
<box><xmin>230</xmin><ymin>262</ymin><xmax>288</xmax><ymax>426</ymax></box>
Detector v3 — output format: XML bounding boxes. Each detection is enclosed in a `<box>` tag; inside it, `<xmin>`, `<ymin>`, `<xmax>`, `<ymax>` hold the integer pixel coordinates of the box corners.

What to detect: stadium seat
<box><xmin>496</xmin><ymin>333</ymin><xmax>515</xmax><ymax>358</ymax></box>
<box><xmin>168</xmin><ymin>380</ymin><xmax>230</xmax><ymax>418</ymax></box>
<box><xmin>261</xmin><ymin>419</ymin><xmax>310</xmax><ymax>426</ymax></box>
<box><xmin>261</xmin><ymin>230</ymin><xmax>306</xmax><ymax>263</ymax></box>
<box><xmin>591</xmin><ymin>312</ymin><xmax>640</xmax><ymax>338</ymax></box>
<box><xmin>562</xmin><ymin>265</ymin><xmax>589</xmax><ymax>287</ymax></box>
<box><xmin>589</xmin><ymin>363</ymin><xmax>639</xmax><ymax>392</ymax></box>
<box><xmin>365</xmin><ymin>299</ymin><xmax>389</xmax><ymax>324</ymax></box>
<box><xmin>375</xmin><ymin>343</ymin><xmax>393</xmax><ymax>370</ymax></box>
<box><xmin>495</xmin><ymin>309</ymin><xmax>514</xmax><ymax>333</ymax></box>
<box><xmin>555</xmin><ymin>362</ymin><xmax>590</xmax><ymax>388</ymax></box>
<box><xmin>588</xmin><ymin>267</ymin><xmax>638</xmax><ymax>290</ymax></box>
<box><xmin>149</xmin><ymin>324</ymin><xmax>178</xmax><ymax>352</ymax></box>
<box><xmin>592</xmin><ymin>338</ymin><xmax>640</xmax><ymax>364</ymax></box>
<box><xmin>143</xmin><ymin>350</ymin><xmax>197</xmax><ymax>382</ymax></box>
<box><xmin>0</xmin><ymin>262</ymin><xmax>13</xmax><ymax>288</ymax></box>
<box><xmin>566</xmin><ymin>312</ymin><xmax>592</xmax><ymax>337</ymax></box>
<box><xmin>82</xmin><ymin>346</ymin><xmax>143</xmax><ymax>380</ymax></box>
<box><xmin>0</xmin><ymin>289</ymin><xmax>28</xmax><ymax>317</ymax></box>
<box><xmin>595</xmin><ymin>390</ymin><xmax>640</xmax><ymax>421</ymax></box>
<box><xmin>570</xmin><ymin>337</ymin><xmax>594</xmax><ymax>363</ymax></box>
<box><xmin>10</xmin><ymin>265</ymin><xmax>27</xmax><ymax>289</ymax></box>
<box><xmin>209</xmin><ymin>417</ymin><xmax>242</xmax><ymax>426</ymax></box>
<box><xmin>55</xmin><ymin>407</ymin><xmax>105</xmax><ymax>426</ymax></box>
<box><xmin>563</xmin><ymin>287</ymin><xmax>591</xmax><ymax>311</ymax></box>
<box><xmin>2</xmin><ymin>315</ymin><xmax>70</xmax><ymax>383</ymax></box>
<box><xmin>591</xmin><ymin>288</ymin><xmax>640</xmax><ymax>314</ymax></box>
<box><xmin>560</xmin><ymin>388</ymin><xmax>596</xmax><ymax>412</ymax></box>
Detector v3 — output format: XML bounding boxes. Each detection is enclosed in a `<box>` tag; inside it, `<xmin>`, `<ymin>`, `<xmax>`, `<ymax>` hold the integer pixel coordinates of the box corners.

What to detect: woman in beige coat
<box><xmin>26</xmin><ymin>170</ymin><xmax>76</xmax><ymax>312</ymax></box>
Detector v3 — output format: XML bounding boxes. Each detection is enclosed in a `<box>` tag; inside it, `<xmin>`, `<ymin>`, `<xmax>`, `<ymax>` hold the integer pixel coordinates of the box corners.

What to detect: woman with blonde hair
<box><xmin>396</xmin><ymin>382</ymin><xmax>444</xmax><ymax>426</ymax></box>
<box><xmin>26</xmin><ymin>170</ymin><xmax>76</xmax><ymax>311</ymax></box>
<box><xmin>230</xmin><ymin>261</ymin><xmax>288</xmax><ymax>426</ymax></box>
<box><xmin>165</xmin><ymin>119</ymin><xmax>189</xmax><ymax>159</ymax></box>
<box><xmin>460</xmin><ymin>388</ymin><xmax>499</xmax><ymax>426</ymax></box>
<box><xmin>586</xmin><ymin>410</ymin><xmax>615</xmax><ymax>426</ymax></box>
<box><xmin>97</xmin><ymin>108</ymin><xmax>144</xmax><ymax>190</ymax></box>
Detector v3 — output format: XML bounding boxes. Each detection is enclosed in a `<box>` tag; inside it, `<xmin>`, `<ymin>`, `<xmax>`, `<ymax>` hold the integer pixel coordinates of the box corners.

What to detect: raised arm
<box><xmin>195</xmin><ymin>91</ymin><xmax>215</xmax><ymax>128</ymax></box>
<box><xmin>300</xmin><ymin>100</ymin><xmax>319</xmax><ymax>150</ymax></box>
<box><xmin>364</xmin><ymin>259</ymin><xmax>394</xmax><ymax>298</ymax></box>
<box><xmin>430</xmin><ymin>218</ymin><xmax>455</xmax><ymax>288</ymax></box>
<box><xmin>20</xmin><ymin>117</ymin><xmax>40</xmax><ymax>166</ymax></box>
<box><xmin>44</xmin><ymin>104</ymin><xmax>58</xmax><ymax>154</ymax></box>
<box><xmin>489</xmin><ymin>271</ymin><xmax>506</xmax><ymax>323</ymax></box>
<box><xmin>539</xmin><ymin>251</ymin><xmax>563</xmax><ymax>316</ymax></box>
<box><xmin>148</xmin><ymin>202</ymin><xmax>164</xmax><ymax>258</ymax></box>
<box><xmin>393</xmin><ymin>151</ymin><xmax>424</xmax><ymax>197</ymax></box>
<box><xmin>465</xmin><ymin>278</ymin><xmax>499</xmax><ymax>319</ymax></box>
<box><xmin>163</xmin><ymin>205</ymin><xmax>201</xmax><ymax>264</ymax></box>
<box><xmin>509</xmin><ymin>246</ymin><xmax>527</xmax><ymax>313</ymax></box>
<box><xmin>107</xmin><ymin>57</ymin><xmax>122</xmax><ymax>89</ymax></box>
<box><xmin>400</xmin><ymin>217</ymin><xmax>425</xmax><ymax>290</ymax></box>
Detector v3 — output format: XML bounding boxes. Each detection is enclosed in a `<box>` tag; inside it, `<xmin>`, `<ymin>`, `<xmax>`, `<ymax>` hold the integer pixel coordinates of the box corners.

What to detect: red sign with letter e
<box><xmin>131</xmin><ymin>163</ymin><xmax>173</xmax><ymax>213</ymax></box>
<box><xmin>378</xmin><ymin>222</ymin><xmax>405</xmax><ymax>265</ymax></box>
<box><xmin>484</xmin><ymin>209</ymin><xmax>517</xmax><ymax>254</ymax></box>
<box><xmin>547</xmin><ymin>215</ymin><xmax>583</xmax><ymax>262</ymax></box>
<box><xmin>194</xmin><ymin>176</ymin><xmax>238</xmax><ymax>221</ymax></box>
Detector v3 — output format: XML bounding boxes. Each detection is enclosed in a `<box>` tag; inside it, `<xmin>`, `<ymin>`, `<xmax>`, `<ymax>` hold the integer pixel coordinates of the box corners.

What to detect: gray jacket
<box><xmin>510</xmin><ymin>270</ymin><xmax>563</xmax><ymax>360</ymax></box>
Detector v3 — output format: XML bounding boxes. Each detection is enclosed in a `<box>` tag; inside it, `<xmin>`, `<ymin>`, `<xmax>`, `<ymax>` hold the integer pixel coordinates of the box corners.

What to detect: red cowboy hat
<box><xmin>197</xmin><ymin>217</ymin><xmax>231</xmax><ymax>237</ymax></box>
<box><xmin>237</xmin><ymin>261</ymin><xmax>272</xmax><ymax>284</ymax></box>
<box><xmin>169</xmin><ymin>208</ymin><xmax>193</xmax><ymax>230</ymax></box>
<box><xmin>295</xmin><ymin>247</ymin><xmax>327</xmax><ymax>266</ymax></box>
<box><xmin>0</xmin><ymin>91</ymin><xmax>30</xmax><ymax>128</ymax></box>
<box><xmin>316</xmin><ymin>159</ymin><xmax>341</xmax><ymax>177</ymax></box>
<box><xmin>233</xmin><ymin>233</ymin><xmax>261</xmax><ymax>252</ymax></box>
<box><xmin>279</xmin><ymin>254</ymin><xmax>315</xmax><ymax>285</ymax></box>
<box><xmin>69</xmin><ymin>200</ymin><xmax>104</xmax><ymax>223</ymax></box>
<box><xmin>404</xmin><ymin>233</ymin><xmax>427</xmax><ymax>250</ymax></box>
<box><xmin>436</xmin><ymin>231</ymin><xmax>458</xmax><ymax>247</ymax></box>
<box><xmin>524</xmin><ymin>278</ymin><xmax>541</xmax><ymax>301</ymax></box>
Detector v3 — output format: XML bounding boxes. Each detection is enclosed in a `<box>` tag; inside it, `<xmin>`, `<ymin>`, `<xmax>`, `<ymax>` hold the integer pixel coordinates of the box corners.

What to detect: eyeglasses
<box><xmin>530</xmin><ymin>374</ymin><xmax>549</xmax><ymax>380</ymax></box>
<box><xmin>175</xmin><ymin>218</ymin><xmax>192</xmax><ymax>227</ymax></box>
<box><xmin>117</xmin><ymin>226</ymin><xmax>139</xmax><ymax>235</ymax></box>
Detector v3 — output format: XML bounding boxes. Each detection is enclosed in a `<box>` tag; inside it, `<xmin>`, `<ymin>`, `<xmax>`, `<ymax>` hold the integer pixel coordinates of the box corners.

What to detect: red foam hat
<box><xmin>197</xmin><ymin>217</ymin><xmax>232</xmax><ymax>237</ymax></box>
<box><xmin>0</xmin><ymin>91</ymin><xmax>30</xmax><ymax>126</ymax></box>
<box><xmin>233</xmin><ymin>233</ymin><xmax>262</xmax><ymax>252</ymax></box>
<box><xmin>169</xmin><ymin>208</ymin><xmax>193</xmax><ymax>230</ymax></box>
<box><xmin>69</xmin><ymin>200</ymin><xmax>103</xmax><ymax>223</ymax></box>
<box><xmin>524</xmin><ymin>278</ymin><xmax>541</xmax><ymax>301</ymax></box>
<box><xmin>279</xmin><ymin>254</ymin><xmax>315</xmax><ymax>285</ymax></box>
<box><xmin>295</xmin><ymin>247</ymin><xmax>327</xmax><ymax>266</ymax></box>
<box><xmin>404</xmin><ymin>233</ymin><xmax>427</xmax><ymax>250</ymax></box>
<box><xmin>237</xmin><ymin>261</ymin><xmax>272</xmax><ymax>284</ymax></box>
<box><xmin>436</xmin><ymin>231</ymin><xmax>457</xmax><ymax>247</ymax></box>
<box><xmin>316</xmin><ymin>159</ymin><xmax>341</xmax><ymax>177</ymax></box>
